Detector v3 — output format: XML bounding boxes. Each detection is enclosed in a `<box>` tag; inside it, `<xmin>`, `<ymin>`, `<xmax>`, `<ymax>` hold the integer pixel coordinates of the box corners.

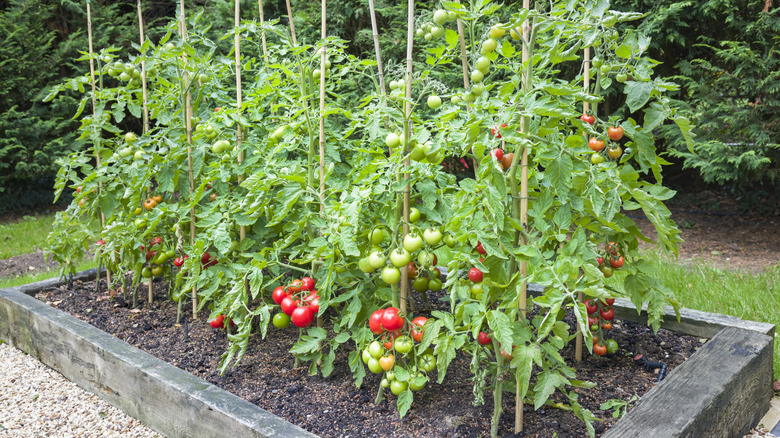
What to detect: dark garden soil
<box><xmin>37</xmin><ymin>277</ymin><xmax>704</xmax><ymax>438</ymax></box>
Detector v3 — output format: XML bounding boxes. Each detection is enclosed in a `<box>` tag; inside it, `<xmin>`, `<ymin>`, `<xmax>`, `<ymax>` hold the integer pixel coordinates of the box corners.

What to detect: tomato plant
<box><xmin>46</xmin><ymin>1</ymin><xmax>692</xmax><ymax>433</ymax></box>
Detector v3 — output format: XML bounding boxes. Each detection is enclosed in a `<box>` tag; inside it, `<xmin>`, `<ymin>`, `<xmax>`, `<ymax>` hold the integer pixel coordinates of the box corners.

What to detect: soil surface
<box><xmin>37</xmin><ymin>277</ymin><xmax>704</xmax><ymax>438</ymax></box>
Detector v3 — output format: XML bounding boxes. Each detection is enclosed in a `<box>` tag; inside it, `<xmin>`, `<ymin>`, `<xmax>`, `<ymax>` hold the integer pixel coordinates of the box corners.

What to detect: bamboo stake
<box><xmin>575</xmin><ymin>47</ymin><xmax>590</xmax><ymax>364</ymax></box>
<box><xmin>86</xmin><ymin>0</ymin><xmax>109</xmax><ymax>289</ymax></box>
<box><xmin>180</xmin><ymin>0</ymin><xmax>198</xmax><ymax>319</ymax></box>
<box><xmin>133</xmin><ymin>0</ymin><xmax>152</xmax><ymax>304</ymax></box>
<box><xmin>454</xmin><ymin>1</ymin><xmax>478</xmax><ymax>172</ymax></box>
<box><xmin>515</xmin><ymin>0</ymin><xmax>531</xmax><ymax>433</ymax></box>
<box><xmin>235</xmin><ymin>0</ymin><xmax>246</xmax><ymax>247</ymax></box>
<box><xmin>285</xmin><ymin>0</ymin><xmax>297</xmax><ymax>44</ymax></box>
<box><xmin>399</xmin><ymin>0</ymin><xmax>414</xmax><ymax>314</ymax></box>
<box><xmin>315</xmin><ymin>0</ymin><xmax>327</xmax><ymax>328</ymax></box>
<box><xmin>257</xmin><ymin>0</ymin><xmax>268</xmax><ymax>59</ymax></box>
<box><xmin>368</xmin><ymin>0</ymin><xmax>386</xmax><ymax>96</ymax></box>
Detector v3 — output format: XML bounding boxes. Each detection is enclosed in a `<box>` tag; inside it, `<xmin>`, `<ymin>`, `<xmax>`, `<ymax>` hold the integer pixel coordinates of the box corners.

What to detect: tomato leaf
<box><xmin>533</xmin><ymin>370</ymin><xmax>569</xmax><ymax>410</ymax></box>
<box><xmin>624</xmin><ymin>81</ymin><xmax>654</xmax><ymax>113</ymax></box>
<box><xmin>397</xmin><ymin>389</ymin><xmax>414</xmax><ymax>418</ymax></box>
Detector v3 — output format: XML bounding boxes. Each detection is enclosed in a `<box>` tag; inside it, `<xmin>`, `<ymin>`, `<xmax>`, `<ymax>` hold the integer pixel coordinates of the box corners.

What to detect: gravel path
<box><xmin>0</xmin><ymin>341</ymin><xmax>162</xmax><ymax>438</ymax></box>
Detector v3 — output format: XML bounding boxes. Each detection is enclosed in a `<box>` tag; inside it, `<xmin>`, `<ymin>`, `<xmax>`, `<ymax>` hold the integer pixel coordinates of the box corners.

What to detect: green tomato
<box><xmin>408</xmin><ymin>207</ymin><xmax>421</xmax><ymax>223</ymax></box>
<box><xmin>125</xmin><ymin>132</ymin><xmax>138</xmax><ymax>143</ymax></box>
<box><xmin>616</xmin><ymin>73</ymin><xmax>628</xmax><ymax>83</ymax></box>
<box><xmin>312</xmin><ymin>69</ymin><xmax>322</xmax><ymax>80</ymax></box>
<box><xmin>433</xmin><ymin>9</ymin><xmax>449</xmax><ymax>25</ymax></box>
<box><xmin>271</xmin><ymin>125</ymin><xmax>286</xmax><ymax>142</ymax></box>
<box><xmin>368</xmin><ymin>341</ymin><xmax>383</xmax><ymax>359</ymax></box>
<box><xmin>412</xmin><ymin>277</ymin><xmax>429</xmax><ymax>292</ymax></box>
<box><xmin>133</xmin><ymin>150</ymin><xmax>144</xmax><ymax>161</ymax></box>
<box><xmin>600</xmin><ymin>64</ymin><xmax>612</xmax><ymax>76</ymax></box>
<box><xmin>423</xmin><ymin>228</ymin><xmax>442</xmax><ymax>246</ymax></box>
<box><xmin>385</xmin><ymin>371</ymin><xmax>395</xmax><ymax>381</ymax></box>
<box><xmin>427</xmin><ymin>95</ymin><xmax>442</xmax><ymax>109</ymax></box>
<box><xmin>389</xmin><ymin>248</ymin><xmax>411</xmax><ymax>268</ymax></box>
<box><xmin>390</xmin><ymin>380</ymin><xmax>408</xmax><ymax>396</ymax></box>
<box><xmin>463</xmin><ymin>92</ymin><xmax>476</xmax><ymax>103</ymax></box>
<box><xmin>424</xmin><ymin>33</ymin><xmax>432</xmax><ymax>42</ymax></box>
<box><xmin>476</xmin><ymin>56</ymin><xmax>490</xmax><ymax>72</ymax></box>
<box><xmin>470</xmin><ymin>282</ymin><xmax>485</xmax><ymax>299</ymax></box>
<box><xmin>380</xmin><ymin>378</ymin><xmax>391</xmax><ymax>388</ymax></box>
<box><xmin>444</xmin><ymin>234</ymin><xmax>456</xmax><ymax>248</ymax></box>
<box><xmin>370</xmin><ymin>228</ymin><xmax>386</xmax><ymax>245</ymax></box>
<box><xmin>359</xmin><ymin>257</ymin><xmax>376</xmax><ymax>273</ymax></box>
<box><xmin>409</xmin><ymin>373</ymin><xmax>427</xmax><ymax>391</ymax></box>
<box><xmin>592</xmin><ymin>58</ymin><xmax>603</xmax><ymax>69</ymax></box>
<box><xmin>393</xmin><ymin>335</ymin><xmax>414</xmax><ymax>354</ymax></box>
<box><xmin>141</xmin><ymin>267</ymin><xmax>153</xmax><ymax>278</ymax></box>
<box><xmin>418</xmin><ymin>353</ymin><xmax>436</xmax><ymax>372</ymax></box>
<box><xmin>273</xmin><ymin>313</ymin><xmax>291</xmax><ymax>329</ymax></box>
<box><xmin>428</xmin><ymin>278</ymin><xmax>443</xmax><ymax>292</ymax></box>
<box><xmin>367</xmin><ymin>357</ymin><xmax>384</xmax><ymax>374</ymax></box>
<box><xmin>385</xmin><ymin>133</ymin><xmax>400</xmax><ymax>149</ymax></box>
<box><xmin>481</xmin><ymin>38</ymin><xmax>498</xmax><ymax>54</ymax></box>
<box><xmin>471</xmin><ymin>83</ymin><xmax>485</xmax><ymax>96</ymax></box>
<box><xmin>362</xmin><ymin>349</ymin><xmax>372</xmax><ymax>364</ymax></box>
<box><xmin>118</xmin><ymin>148</ymin><xmax>133</xmax><ymax>158</ymax></box>
<box><xmin>410</xmin><ymin>144</ymin><xmax>428</xmax><ymax>162</ymax></box>
<box><xmin>451</xmin><ymin>95</ymin><xmax>461</xmax><ymax>104</ymax></box>
<box><xmin>591</xmin><ymin>153</ymin><xmax>605</xmax><ymax>165</ymax></box>
<box><xmin>430</xmin><ymin>26</ymin><xmax>445</xmax><ymax>38</ymax></box>
<box><xmin>470</xmin><ymin>70</ymin><xmax>484</xmax><ymax>83</ymax></box>
<box><xmin>381</xmin><ymin>267</ymin><xmax>401</xmax><ymax>284</ymax></box>
<box><xmin>368</xmin><ymin>251</ymin><xmax>386</xmax><ymax>269</ymax></box>
<box><xmin>605</xmin><ymin>339</ymin><xmax>619</xmax><ymax>355</ymax></box>
<box><xmin>417</xmin><ymin>250</ymin><xmax>434</xmax><ymax>267</ymax></box>
<box><xmin>416</xmin><ymin>29</ymin><xmax>425</xmax><ymax>39</ymax></box>
<box><xmin>403</xmin><ymin>233</ymin><xmax>423</xmax><ymax>253</ymax></box>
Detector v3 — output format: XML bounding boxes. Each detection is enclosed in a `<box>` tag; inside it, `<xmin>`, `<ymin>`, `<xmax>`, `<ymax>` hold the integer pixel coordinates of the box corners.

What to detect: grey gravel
<box><xmin>0</xmin><ymin>342</ymin><xmax>163</xmax><ymax>437</ymax></box>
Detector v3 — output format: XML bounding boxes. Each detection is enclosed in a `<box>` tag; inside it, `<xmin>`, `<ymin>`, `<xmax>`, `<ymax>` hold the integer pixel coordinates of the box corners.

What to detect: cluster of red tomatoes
<box><xmin>581</xmin><ymin>114</ymin><xmax>627</xmax><ymax>165</ymax></box>
<box><xmin>362</xmin><ymin>308</ymin><xmax>436</xmax><ymax>395</ymax></box>
<box><xmin>209</xmin><ymin>314</ymin><xmax>235</xmax><ymax>329</ymax></box>
<box><xmin>489</xmin><ymin>123</ymin><xmax>515</xmax><ymax>171</ymax></box>
<box><xmin>585</xmin><ymin>297</ymin><xmax>618</xmax><ymax>356</ymax></box>
<box><xmin>597</xmin><ymin>241</ymin><xmax>625</xmax><ymax>278</ymax></box>
<box><xmin>270</xmin><ymin>277</ymin><xmax>320</xmax><ymax>329</ymax></box>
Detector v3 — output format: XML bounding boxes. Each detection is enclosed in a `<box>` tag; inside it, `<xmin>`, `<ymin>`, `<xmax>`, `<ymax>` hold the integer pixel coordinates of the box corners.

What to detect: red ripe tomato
<box><xmin>501</xmin><ymin>153</ymin><xmax>514</xmax><ymax>170</ymax></box>
<box><xmin>407</xmin><ymin>262</ymin><xmax>419</xmax><ymax>279</ymax></box>
<box><xmin>588</xmin><ymin>137</ymin><xmax>605</xmax><ymax>152</ymax></box>
<box><xmin>369</xmin><ymin>309</ymin><xmax>386</xmax><ymax>334</ymax></box>
<box><xmin>210</xmin><ymin>315</ymin><xmax>225</xmax><ymax>329</ymax></box>
<box><xmin>146</xmin><ymin>251</ymin><xmax>156</xmax><ymax>262</ymax></box>
<box><xmin>280</xmin><ymin>296</ymin><xmax>299</xmax><ymax>316</ymax></box>
<box><xmin>173</xmin><ymin>256</ymin><xmax>186</xmax><ymax>268</ymax></box>
<box><xmin>468</xmin><ymin>267</ymin><xmax>483</xmax><ymax>283</ymax></box>
<box><xmin>609</xmin><ymin>256</ymin><xmax>625</xmax><ymax>269</ymax></box>
<box><xmin>288</xmin><ymin>279</ymin><xmax>302</xmax><ymax>294</ymax></box>
<box><xmin>381</xmin><ymin>307</ymin><xmax>404</xmax><ymax>331</ymax></box>
<box><xmin>150</xmin><ymin>237</ymin><xmax>163</xmax><ymax>246</ymax></box>
<box><xmin>491</xmin><ymin>123</ymin><xmax>508</xmax><ymax>138</ymax></box>
<box><xmin>588</xmin><ymin>315</ymin><xmax>598</xmax><ymax>326</ymax></box>
<box><xmin>602</xmin><ymin>321</ymin><xmax>613</xmax><ymax>330</ymax></box>
<box><xmin>201</xmin><ymin>252</ymin><xmax>212</xmax><ymax>264</ymax></box>
<box><xmin>585</xmin><ymin>299</ymin><xmax>598</xmax><ymax>315</ymax></box>
<box><xmin>593</xmin><ymin>343</ymin><xmax>607</xmax><ymax>356</ymax></box>
<box><xmin>604</xmin><ymin>298</ymin><xmax>615</xmax><ymax>306</ymax></box>
<box><xmin>600</xmin><ymin>307</ymin><xmax>615</xmax><ymax>321</ymax></box>
<box><xmin>475</xmin><ymin>241</ymin><xmax>486</xmax><ymax>255</ymax></box>
<box><xmin>607</xmin><ymin>126</ymin><xmax>624</xmax><ymax>141</ymax></box>
<box><xmin>308</xmin><ymin>297</ymin><xmax>320</xmax><ymax>314</ymax></box>
<box><xmin>411</xmin><ymin>316</ymin><xmax>428</xmax><ymax>342</ymax></box>
<box><xmin>580</xmin><ymin>114</ymin><xmax>595</xmax><ymax>125</ymax></box>
<box><xmin>477</xmin><ymin>331</ymin><xmax>491</xmax><ymax>345</ymax></box>
<box><xmin>301</xmin><ymin>277</ymin><xmax>316</xmax><ymax>291</ymax></box>
<box><xmin>605</xmin><ymin>241</ymin><xmax>619</xmax><ymax>256</ymax></box>
<box><xmin>596</xmin><ymin>257</ymin><xmax>604</xmax><ymax>266</ymax></box>
<box><xmin>272</xmin><ymin>286</ymin><xmax>288</xmax><ymax>305</ymax></box>
<box><xmin>492</xmin><ymin>148</ymin><xmax>504</xmax><ymax>161</ymax></box>
<box><xmin>96</xmin><ymin>239</ymin><xmax>105</xmax><ymax>246</ymax></box>
<box><xmin>291</xmin><ymin>306</ymin><xmax>314</xmax><ymax>328</ymax></box>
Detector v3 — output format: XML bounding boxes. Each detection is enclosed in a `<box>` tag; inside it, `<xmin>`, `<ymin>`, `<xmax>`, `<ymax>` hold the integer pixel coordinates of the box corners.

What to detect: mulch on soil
<box><xmin>37</xmin><ymin>276</ymin><xmax>704</xmax><ymax>438</ymax></box>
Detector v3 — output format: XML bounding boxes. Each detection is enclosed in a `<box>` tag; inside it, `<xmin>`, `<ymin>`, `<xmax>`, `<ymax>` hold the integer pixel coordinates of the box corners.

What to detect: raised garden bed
<box><xmin>0</xmin><ymin>271</ymin><xmax>774</xmax><ymax>438</ymax></box>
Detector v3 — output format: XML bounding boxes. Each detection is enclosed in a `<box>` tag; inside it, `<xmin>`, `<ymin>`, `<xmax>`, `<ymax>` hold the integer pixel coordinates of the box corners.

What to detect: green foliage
<box><xmin>45</xmin><ymin>1</ymin><xmax>688</xmax><ymax>435</ymax></box>
<box><xmin>612</xmin><ymin>0</ymin><xmax>780</xmax><ymax>185</ymax></box>
<box><xmin>0</xmin><ymin>0</ymin><xmax>139</xmax><ymax>193</ymax></box>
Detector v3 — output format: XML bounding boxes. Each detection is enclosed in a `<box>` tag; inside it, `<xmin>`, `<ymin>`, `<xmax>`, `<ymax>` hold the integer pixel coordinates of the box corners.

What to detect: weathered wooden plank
<box><xmin>603</xmin><ymin>326</ymin><xmax>774</xmax><ymax>438</ymax></box>
<box><xmin>0</xmin><ymin>287</ymin><xmax>319</xmax><ymax>438</ymax></box>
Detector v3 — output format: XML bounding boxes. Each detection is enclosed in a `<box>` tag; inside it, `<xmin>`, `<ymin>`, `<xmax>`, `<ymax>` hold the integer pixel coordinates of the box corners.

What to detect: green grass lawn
<box><xmin>648</xmin><ymin>254</ymin><xmax>780</xmax><ymax>380</ymax></box>
<box><xmin>0</xmin><ymin>214</ymin><xmax>57</xmax><ymax>259</ymax></box>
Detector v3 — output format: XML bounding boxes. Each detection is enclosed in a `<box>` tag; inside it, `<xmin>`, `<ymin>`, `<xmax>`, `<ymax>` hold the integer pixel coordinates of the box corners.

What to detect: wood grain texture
<box><xmin>0</xmin><ymin>288</ymin><xmax>319</xmax><ymax>438</ymax></box>
<box><xmin>604</xmin><ymin>326</ymin><xmax>774</xmax><ymax>438</ymax></box>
